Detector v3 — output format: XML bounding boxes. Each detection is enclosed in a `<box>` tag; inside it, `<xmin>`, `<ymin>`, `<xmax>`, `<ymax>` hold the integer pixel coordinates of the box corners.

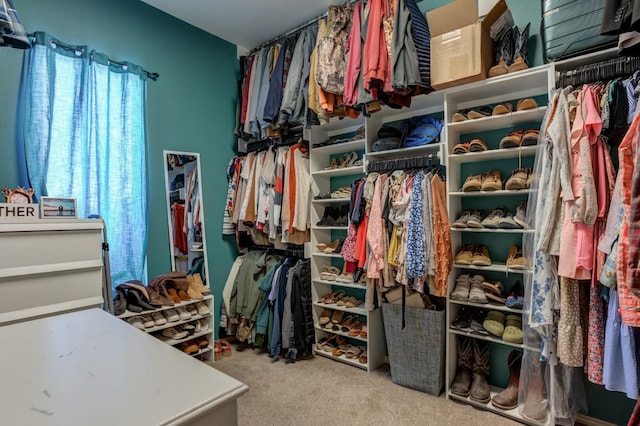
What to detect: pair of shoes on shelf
<box><xmin>324</xmin><ymin>152</ymin><xmax>360</xmax><ymax>170</ymax></box>
<box><xmin>461</xmin><ymin>170</ymin><xmax>502</xmax><ymax>192</ymax></box>
<box><xmin>451</xmin><ymin>96</ymin><xmax>537</xmax><ymax>122</ymax></box>
<box><xmin>450</xmin><ymin>274</ymin><xmax>488</xmax><ymax>304</ymax></box>
<box><xmin>455</xmin><ymin>244</ymin><xmax>492</xmax><ymax>266</ymax></box>
<box><xmin>316</xmin><ymin>239</ymin><xmax>343</xmax><ymax>254</ymax></box>
<box><xmin>488</xmin><ymin>23</ymin><xmax>531</xmax><ymax>77</ymax></box>
<box><xmin>451</xmin><ymin>336</ymin><xmax>492</xmax><ymax>403</ymax></box>
<box><xmin>500</xmin><ymin>128</ymin><xmax>539</xmax><ymax>148</ymax></box>
<box><xmin>330</xmin><ymin>186</ymin><xmax>351</xmax><ymax>199</ymax></box>
<box><xmin>506</xmin><ymin>246</ymin><xmax>527</xmax><ymax>271</ymax></box>
<box><xmin>459</xmin><ymin>202</ymin><xmax>525</xmax><ymax>229</ymax></box>
<box><xmin>182</xmin><ymin>337</ymin><xmax>210</xmax><ymax>355</ymax></box>
<box><xmin>316</xmin><ymin>205</ymin><xmax>350</xmax><ymax>227</ymax></box>
<box><xmin>483</xmin><ymin>311</ymin><xmax>523</xmax><ymax>343</ymax></box>
<box><xmin>452</xmin><ymin>138</ymin><xmax>488</xmax><ymax>154</ymax></box>
<box><xmin>505</xmin><ymin>168</ymin><xmax>535</xmax><ymax>190</ymax></box>
<box><xmin>319</xmin><ymin>267</ymin><xmax>342</xmax><ymax>282</ymax></box>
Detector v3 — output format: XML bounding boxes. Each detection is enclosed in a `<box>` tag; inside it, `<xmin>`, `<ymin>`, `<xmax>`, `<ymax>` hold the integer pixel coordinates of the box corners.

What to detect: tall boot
<box><xmin>316</xmin><ymin>206</ymin><xmax>334</xmax><ymax>226</ymax></box>
<box><xmin>451</xmin><ymin>336</ymin><xmax>473</xmax><ymax>397</ymax></box>
<box><xmin>508</xmin><ymin>23</ymin><xmax>530</xmax><ymax>73</ymax></box>
<box><xmin>521</xmin><ymin>354</ymin><xmax>548</xmax><ymax>422</ymax></box>
<box><xmin>491</xmin><ymin>350</ymin><xmax>522</xmax><ymax>409</ymax></box>
<box><xmin>488</xmin><ymin>27</ymin><xmax>513</xmax><ymax>77</ymax></box>
<box><xmin>470</xmin><ymin>339</ymin><xmax>491</xmax><ymax>403</ymax></box>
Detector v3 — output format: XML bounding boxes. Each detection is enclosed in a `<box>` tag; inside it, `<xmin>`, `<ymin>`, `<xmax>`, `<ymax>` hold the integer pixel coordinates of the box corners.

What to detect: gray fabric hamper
<box><xmin>382</xmin><ymin>303</ymin><xmax>445</xmax><ymax>396</ymax></box>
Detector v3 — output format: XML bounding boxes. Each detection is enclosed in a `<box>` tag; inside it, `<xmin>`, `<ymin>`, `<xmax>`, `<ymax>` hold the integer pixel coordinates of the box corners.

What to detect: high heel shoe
<box><xmin>323</xmin><ymin>239</ymin><xmax>341</xmax><ymax>253</ymax></box>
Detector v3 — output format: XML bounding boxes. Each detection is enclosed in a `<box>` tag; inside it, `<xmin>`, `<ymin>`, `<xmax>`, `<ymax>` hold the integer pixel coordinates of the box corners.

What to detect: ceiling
<box><xmin>139</xmin><ymin>0</ymin><xmax>346</xmax><ymax>51</ymax></box>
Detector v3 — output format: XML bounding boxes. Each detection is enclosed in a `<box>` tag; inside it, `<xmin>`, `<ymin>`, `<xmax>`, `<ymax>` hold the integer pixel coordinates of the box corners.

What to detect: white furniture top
<box><xmin>0</xmin><ymin>309</ymin><xmax>248</xmax><ymax>425</ymax></box>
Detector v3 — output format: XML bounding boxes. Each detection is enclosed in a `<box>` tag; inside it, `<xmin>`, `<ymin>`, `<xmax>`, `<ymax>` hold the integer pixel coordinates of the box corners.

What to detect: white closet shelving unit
<box><xmin>118</xmin><ymin>295</ymin><xmax>214</xmax><ymax>361</ymax></box>
<box><xmin>443</xmin><ymin>66</ymin><xmax>554</xmax><ymax>424</ymax></box>
<box><xmin>308</xmin><ymin>115</ymin><xmax>387</xmax><ymax>371</ymax></box>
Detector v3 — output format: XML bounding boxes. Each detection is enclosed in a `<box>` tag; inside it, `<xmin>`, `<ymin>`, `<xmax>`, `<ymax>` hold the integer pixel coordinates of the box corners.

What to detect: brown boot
<box><xmin>451</xmin><ymin>336</ymin><xmax>473</xmax><ymax>397</ymax></box>
<box><xmin>188</xmin><ymin>273</ymin><xmax>210</xmax><ymax>294</ymax></box>
<box><xmin>521</xmin><ymin>354</ymin><xmax>548</xmax><ymax>422</ymax></box>
<box><xmin>492</xmin><ymin>350</ymin><xmax>522</xmax><ymax>409</ymax></box>
<box><xmin>470</xmin><ymin>339</ymin><xmax>491</xmax><ymax>403</ymax></box>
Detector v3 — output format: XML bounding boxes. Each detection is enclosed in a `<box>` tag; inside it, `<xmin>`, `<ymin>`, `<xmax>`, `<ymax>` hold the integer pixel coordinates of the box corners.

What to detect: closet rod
<box><xmin>246</xmin><ymin>0</ymin><xmax>364</xmax><ymax>56</ymax></box>
<box><xmin>366</xmin><ymin>154</ymin><xmax>442</xmax><ymax>173</ymax></box>
<box><xmin>558</xmin><ymin>55</ymin><xmax>640</xmax><ymax>87</ymax></box>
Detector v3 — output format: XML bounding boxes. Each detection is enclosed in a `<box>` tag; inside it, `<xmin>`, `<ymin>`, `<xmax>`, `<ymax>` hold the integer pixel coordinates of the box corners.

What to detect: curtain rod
<box><xmin>27</xmin><ymin>32</ymin><xmax>159</xmax><ymax>81</ymax></box>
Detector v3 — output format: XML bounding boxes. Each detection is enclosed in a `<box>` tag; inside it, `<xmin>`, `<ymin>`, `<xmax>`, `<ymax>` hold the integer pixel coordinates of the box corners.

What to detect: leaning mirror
<box><xmin>163</xmin><ymin>150</ymin><xmax>209</xmax><ymax>286</ymax></box>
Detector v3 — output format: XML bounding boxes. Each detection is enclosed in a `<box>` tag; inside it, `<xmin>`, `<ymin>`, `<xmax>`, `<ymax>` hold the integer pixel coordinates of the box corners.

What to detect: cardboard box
<box><xmin>427</xmin><ymin>0</ymin><xmax>509</xmax><ymax>90</ymax></box>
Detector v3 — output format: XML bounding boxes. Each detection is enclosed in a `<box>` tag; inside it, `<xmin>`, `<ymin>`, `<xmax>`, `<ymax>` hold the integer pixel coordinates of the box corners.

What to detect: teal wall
<box><xmin>0</xmin><ymin>0</ymin><xmax>239</xmax><ymax>337</ymax></box>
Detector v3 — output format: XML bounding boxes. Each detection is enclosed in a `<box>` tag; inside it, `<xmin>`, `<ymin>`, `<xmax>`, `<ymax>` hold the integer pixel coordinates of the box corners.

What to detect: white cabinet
<box><xmin>118</xmin><ymin>295</ymin><xmax>215</xmax><ymax>361</ymax></box>
<box><xmin>0</xmin><ymin>219</ymin><xmax>108</xmax><ymax>326</ymax></box>
<box><xmin>443</xmin><ymin>66</ymin><xmax>552</xmax><ymax>424</ymax></box>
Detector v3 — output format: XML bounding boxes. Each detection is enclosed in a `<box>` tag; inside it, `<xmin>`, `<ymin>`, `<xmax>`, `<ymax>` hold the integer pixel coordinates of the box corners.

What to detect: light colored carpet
<box><xmin>211</xmin><ymin>345</ymin><xmax>520</xmax><ymax>426</ymax></box>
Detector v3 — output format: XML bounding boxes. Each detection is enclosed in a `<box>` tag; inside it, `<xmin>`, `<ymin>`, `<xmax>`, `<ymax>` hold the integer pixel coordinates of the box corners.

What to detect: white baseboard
<box><xmin>575</xmin><ymin>413</ymin><xmax>615</xmax><ymax>426</ymax></box>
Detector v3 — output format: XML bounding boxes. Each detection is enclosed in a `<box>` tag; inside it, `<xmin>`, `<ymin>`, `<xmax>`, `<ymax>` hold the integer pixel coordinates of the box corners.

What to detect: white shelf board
<box><xmin>453</xmin><ymin>262</ymin><xmax>529</xmax><ymax>274</ymax></box>
<box><xmin>311</xmin><ymin>138</ymin><xmax>365</xmax><ymax>154</ymax></box>
<box><xmin>188</xmin><ymin>346</ymin><xmax>212</xmax><ymax>357</ymax></box>
<box><xmin>447</xmin><ymin>108</ymin><xmax>547</xmax><ymax>134</ymax></box>
<box><xmin>156</xmin><ymin>329</ymin><xmax>212</xmax><ymax>346</ymax></box>
<box><xmin>312</xmin><ymin>197</ymin><xmax>351</xmax><ymax>204</ymax></box>
<box><xmin>447</xmin><ymin>388</ymin><xmax>546</xmax><ymax>425</ymax></box>
<box><xmin>313</xmin><ymin>347</ymin><xmax>368</xmax><ymax>370</ymax></box>
<box><xmin>311</xmin><ymin>115</ymin><xmax>364</xmax><ymax>133</ymax></box>
<box><xmin>312</xmin><ymin>165</ymin><xmax>365</xmax><ymax>178</ymax></box>
<box><xmin>313</xmin><ymin>252</ymin><xmax>343</xmax><ymax>259</ymax></box>
<box><xmin>448</xmin><ymin>299</ymin><xmax>523</xmax><ymax>315</ymax></box>
<box><xmin>449</xmin><ymin>328</ymin><xmax>523</xmax><ymax>349</ymax></box>
<box><xmin>313</xmin><ymin>226</ymin><xmax>349</xmax><ymax>230</ymax></box>
<box><xmin>448</xmin><ymin>145</ymin><xmax>540</xmax><ymax>163</ymax></box>
<box><xmin>375</xmin><ymin>90</ymin><xmax>445</xmax><ymax>122</ymax></box>
<box><xmin>365</xmin><ymin>142</ymin><xmax>442</xmax><ymax>160</ymax></box>
<box><xmin>449</xmin><ymin>189</ymin><xmax>533</xmax><ymax>197</ymax></box>
<box><xmin>450</xmin><ymin>227</ymin><xmax>533</xmax><ymax>234</ymax></box>
<box><xmin>312</xmin><ymin>301</ymin><xmax>366</xmax><ymax>316</ymax></box>
<box><xmin>313</xmin><ymin>279</ymin><xmax>366</xmax><ymax>290</ymax></box>
<box><xmin>139</xmin><ymin>312</ymin><xmax>211</xmax><ymax>334</ymax></box>
<box><xmin>314</xmin><ymin>324</ymin><xmax>367</xmax><ymax>343</ymax></box>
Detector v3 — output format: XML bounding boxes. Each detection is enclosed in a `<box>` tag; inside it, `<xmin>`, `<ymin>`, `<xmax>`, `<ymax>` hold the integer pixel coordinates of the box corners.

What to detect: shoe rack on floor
<box><xmin>444</xmin><ymin>66</ymin><xmax>553</xmax><ymax>424</ymax></box>
<box><xmin>118</xmin><ymin>295</ymin><xmax>214</xmax><ymax>362</ymax></box>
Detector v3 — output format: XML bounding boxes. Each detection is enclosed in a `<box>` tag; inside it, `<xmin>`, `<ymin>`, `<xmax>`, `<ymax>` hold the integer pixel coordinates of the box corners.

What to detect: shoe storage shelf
<box><xmin>118</xmin><ymin>295</ymin><xmax>214</xmax><ymax>361</ymax></box>
<box><xmin>444</xmin><ymin>66</ymin><xmax>553</xmax><ymax>425</ymax></box>
<box><xmin>309</xmin><ymin>117</ymin><xmax>386</xmax><ymax>372</ymax></box>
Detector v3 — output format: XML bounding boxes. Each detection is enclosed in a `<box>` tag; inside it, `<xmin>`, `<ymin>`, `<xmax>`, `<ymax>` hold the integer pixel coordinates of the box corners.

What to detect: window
<box><xmin>22</xmin><ymin>32</ymin><xmax>149</xmax><ymax>287</ymax></box>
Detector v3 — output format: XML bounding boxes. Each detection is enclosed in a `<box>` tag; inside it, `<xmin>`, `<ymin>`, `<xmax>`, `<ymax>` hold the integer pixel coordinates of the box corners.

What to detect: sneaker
<box><xmin>162</xmin><ymin>326</ymin><xmax>188</xmax><ymax>340</ymax></box>
<box><xmin>452</xmin><ymin>210</ymin><xmax>472</xmax><ymax>228</ymax></box>
<box><xmin>140</xmin><ymin>314</ymin><xmax>155</xmax><ymax>328</ymax></box>
<box><xmin>467</xmin><ymin>210</ymin><xmax>484</xmax><ymax>228</ymax></box>
<box><xmin>468</xmin><ymin>275</ymin><xmax>488</xmax><ymax>304</ymax></box>
<box><xmin>186</xmin><ymin>304</ymin><xmax>198</xmax><ymax>316</ymax></box>
<box><xmin>163</xmin><ymin>308</ymin><xmax>180</xmax><ymax>323</ymax></box>
<box><xmin>455</xmin><ymin>244</ymin><xmax>475</xmax><ymax>265</ymax></box>
<box><xmin>471</xmin><ymin>245</ymin><xmax>492</xmax><ymax>266</ymax></box>
<box><xmin>176</xmin><ymin>306</ymin><xmax>192</xmax><ymax>321</ymax></box>
<box><xmin>481</xmin><ymin>170</ymin><xmax>502</xmax><ymax>191</ymax></box>
<box><xmin>505</xmin><ymin>168</ymin><xmax>528</xmax><ymax>190</ymax></box>
<box><xmin>450</xmin><ymin>274</ymin><xmax>471</xmax><ymax>301</ymax></box>
<box><xmin>151</xmin><ymin>311</ymin><xmax>167</xmax><ymax>326</ymax></box>
<box><xmin>498</xmin><ymin>212</ymin><xmax>522</xmax><ymax>229</ymax></box>
<box><xmin>462</xmin><ymin>173</ymin><xmax>483</xmax><ymax>192</ymax></box>
<box><xmin>195</xmin><ymin>302</ymin><xmax>210</xmax><ymax>316</ymax></box>
<box><xmin>127</xmin><ymin>316</ymin><xmax>145</xmax><ymax>330</ymax></box>
<box><xmin>199</xmin><ymin>318</ymin><xmax>210</xmax><ymax>332</ymax></box>
<box><xmin>181</xmin><ymin>323</ymin><xmax>196</xmax><ymax>336</ymax></box>
<box><xmin>482</xmin><ymin>207</ymin><xmax>505</xmax><ymax>228</ymax></box>
<box><xmin>514</xmin><ymin>201</ymin><xmax>527</xmax><ymax>228</ymax></box>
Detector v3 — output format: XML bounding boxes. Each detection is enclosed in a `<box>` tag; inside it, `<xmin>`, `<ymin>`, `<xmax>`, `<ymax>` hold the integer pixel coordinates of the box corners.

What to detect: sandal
<box><xmin>516</xmin><ymin>98</ymin><xmax>538</xmax><ymax>111</ymax></box>
<box><xmin>333</xmin><ymin>343</ymin><xmax>351</xmax><ymax>356</ymax></box>
<box><xmin>348</xmin><ymin>320</ymin><xmax>363</xmax><ymax>336</ymax></box>
<box><xmin>452</xmin><ymin>142</ymin><xmax>470</xmax><ymax>154</ymax></box>
<box><xmin>330</xmin><ymin>309</ymin><xmax>345</xmax><ymax>324</ymax></box>
<box><xmin>323</xmin><ymin>239</ymin><xmax>342</xmax><ymax>253</ymax></box>
<box><xmin>492</xmin><ymin>102</ymin><xmax>513</xmax><ymax>116</ymax></box>
<box><xmin>466</xmin><ymin>105</ymin><xmax>492</xmax><ymax>119</ymax></box>
<box><xmin>359</xmin><ymin>325</ymin><xmax>368</xmax><ymax>338</ymax></box>
<box><xmin>319</xmin><ymin>309</ymin><xmax>332</xmax><ymax>325</ymax></box>
<box><xmin>320</xmin><ymin>266</ymin><xmax>341</xmax><ymax>281</ymax></box>
<box><xmin>345</xmin><ymin>296</ymin><xmax>363</xmax><ymax>308</ymax></box>
<box><xmin>319</xmin><ymin>335</ymin><xmax>338</xmax><ymax>352</ymax></box>
<box><xmin>359</xmin><ymin>354</ymin><xmax>368</xmax><ymax>364</ymax></box>
<box><xmin>482</xmin><ymin>280</ymin><xmax>506</xmax><ymax>304</ymax></box>
<box><xmin>469</xmin><ymin>138</ymin><xmax>488</xmax><ymax>152</ymax></box>
<box><xmin>340</xmin><ymin>315</ymin><xmax>356</xmax><ymax>333</ymax></box>
<box><xmin>346</xmin><ymin>345</ymin><xmax>364</xmax><ymax>359</ymax></box>
<box><xmin>220</xmin><ymin>339</ymin><xmax>232</xmax><ymax>357</ymax></box>
<box><xmin>214</xmin><ymin>341</ymin><xmax>223</xmax><ymax>361</ymax></box>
